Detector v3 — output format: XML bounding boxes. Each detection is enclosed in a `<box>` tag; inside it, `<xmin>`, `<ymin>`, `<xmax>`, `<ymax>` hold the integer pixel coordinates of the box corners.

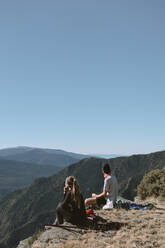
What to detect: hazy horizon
<box><xmin>0</xmin><ymin>145</ymin><xmax>164</xmax><ymax>157</ymax></box>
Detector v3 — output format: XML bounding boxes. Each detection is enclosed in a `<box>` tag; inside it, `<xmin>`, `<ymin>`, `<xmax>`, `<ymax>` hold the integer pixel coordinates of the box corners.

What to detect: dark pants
<box><xmin>96</xmin><ymin>196</ymin><xmax>106</xmax><ymax>207</ymax></box>
<box><xmin>55</xmin><ymin>202</ymin><xmax>86</xmax><ymax>225</ymax></box>
<box><xmin>55</xmin><ymin>202</ymin><xmax>72</xmax><ymax>224</ymax></box>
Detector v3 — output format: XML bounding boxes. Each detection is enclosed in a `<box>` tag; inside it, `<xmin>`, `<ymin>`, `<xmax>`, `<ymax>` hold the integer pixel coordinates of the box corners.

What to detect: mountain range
<box><xmin>0</xmin><ymin>150</ymin><xmax>165</xmax><ymax>248</ymax></box>
<box><xmin>0</xmin><ymin>147</ymin><xmax>119</xmax><ymax>198</ymax></box>
<box><xmin>0</xmin><ymin>146</ymin><xmax>87</xmax><ymax>166</ymax></box>
<box><xmin>90</xmin><ymin>153</ymin><xmax>120</xmax><ymax>159</ymax></box>
<box><xmin>0</xmin><ymin>158</ymin><xmax>61</xmax><ymax>198</ymax></box>
<box><xmin>0</xmin><ymin>146</ymin><xmax>88</xmax><ymax>198</ymax></box>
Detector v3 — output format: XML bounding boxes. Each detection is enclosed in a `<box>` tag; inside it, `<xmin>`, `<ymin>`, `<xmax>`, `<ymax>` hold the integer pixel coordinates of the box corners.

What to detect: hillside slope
<box><xmin>0</xmin><ymin>159</ymin><xmax>61</xmax><ymax>198</ymax></box>
<box><xmin>0</xmin><ymin>151</ymin><xmax>165</xmax><ymax>248</ymax></box>
<box><xmin>0</xmin><ymin>146</ymin><xmax>88</xmax><ymax>198</ymax></box>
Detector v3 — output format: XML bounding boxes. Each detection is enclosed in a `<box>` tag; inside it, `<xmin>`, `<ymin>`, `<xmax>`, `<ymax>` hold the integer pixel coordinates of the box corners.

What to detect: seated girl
<box><xmin>54</xmin><ymin>176</ymin><xmax>86</xmax><ymax>226</ymax></box>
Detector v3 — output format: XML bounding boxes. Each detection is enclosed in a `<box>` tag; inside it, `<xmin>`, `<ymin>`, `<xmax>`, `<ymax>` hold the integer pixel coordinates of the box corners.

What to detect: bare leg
<box><xmin>85</xmin><ymin>197</ymin><xmax>97</xmax><ymax>206</ymax></box>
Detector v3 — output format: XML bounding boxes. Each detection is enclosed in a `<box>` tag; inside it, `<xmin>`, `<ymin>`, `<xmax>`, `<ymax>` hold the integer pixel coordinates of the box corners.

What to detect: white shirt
<box><xmin>103</xmin><ymin>174</ymin><xmax>118</xmax><ymax>204</ymax></box>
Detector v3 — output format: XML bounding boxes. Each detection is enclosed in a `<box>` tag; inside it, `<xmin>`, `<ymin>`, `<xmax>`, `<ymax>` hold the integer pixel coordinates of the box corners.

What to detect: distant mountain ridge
<box><xmin>0</xmin><ymin>147</ymin><xmax>88</xmax><ymax>198</ymax></box>
<box><xmin>90</xmin><ymin>154</ymin><xmax>121</xmax><ymax>159</ymax></box>
<box><xmin>0</xmin><ymin>146</ymin><xmax>121</xmax><ymax>164</ymax></box>
<box><xmin>0</xmin><ymin>150</ymin><xmax>165</xmax><ymax>248</ymax></box>
<box><xmin>0</xmin><ymin>147</ymin><xmax>120</xmax><ymax>199</ymax></box>
<box><xmin>0</xmin><ymin>146</ymin><xmax>87</xmax><ymax>166</ymax></box>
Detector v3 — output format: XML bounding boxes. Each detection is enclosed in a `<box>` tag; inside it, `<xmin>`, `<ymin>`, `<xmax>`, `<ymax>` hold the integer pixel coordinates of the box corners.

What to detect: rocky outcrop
<box><xmin>17</xmin><ymin>238</ymin><xmax>31</xmax><ymax>248</ymax></box>
<box><xmin>17</xmin><ymin>204</ymin><xmax>165</xmax><ymax>248</ymax></box>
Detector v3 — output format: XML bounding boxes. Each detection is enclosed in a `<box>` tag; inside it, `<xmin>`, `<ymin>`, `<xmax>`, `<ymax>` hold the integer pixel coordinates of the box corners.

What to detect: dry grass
<box><xmin>56</xmin><ymin>208</ymin><xmax>165</xmax><ymax>248</ymax></box>
<box><xmin>32</xmin><ymin>201</ymin><xmax>165</xmax><ymax>248</ymax></box>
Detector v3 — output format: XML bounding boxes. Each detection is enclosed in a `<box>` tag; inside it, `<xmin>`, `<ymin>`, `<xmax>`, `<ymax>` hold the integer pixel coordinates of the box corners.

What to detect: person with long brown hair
<box><xmin>54</xmin><ymin>176</ymin><xmax>86</xmax><ymax>226</ymax></box>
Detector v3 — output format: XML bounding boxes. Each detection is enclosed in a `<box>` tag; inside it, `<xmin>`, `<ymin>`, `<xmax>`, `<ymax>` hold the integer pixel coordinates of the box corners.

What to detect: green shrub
<box><xmin>137</xmin><ymin>169</ymin><xmax>165</xmax><ymax>200</ymax></box>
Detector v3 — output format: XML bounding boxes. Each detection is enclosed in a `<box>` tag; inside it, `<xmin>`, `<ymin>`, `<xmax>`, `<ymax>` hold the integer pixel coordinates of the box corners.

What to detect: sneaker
<box><xmin>102</xmin><ymin>199</ymin><xmax>113</xmax><ymax>210</ymax></box>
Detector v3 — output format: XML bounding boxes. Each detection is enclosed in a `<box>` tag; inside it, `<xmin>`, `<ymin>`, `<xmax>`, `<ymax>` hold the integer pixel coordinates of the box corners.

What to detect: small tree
<box><xmin>137</xmin><ymin>169</ymin><xmax>165</xmax><ymax>200</ymax></box>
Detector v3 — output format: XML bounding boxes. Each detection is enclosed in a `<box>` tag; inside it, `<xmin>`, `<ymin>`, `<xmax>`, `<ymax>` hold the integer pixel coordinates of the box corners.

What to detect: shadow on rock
<box><xmin>97</xmin><ymin>221</ymin><xmax>125</xmax><ymax>231</ymax></box>
<box><xmin>87</xmin><ymin>215</ymin><xmax>126</xmax><ymax>231</ymax></box>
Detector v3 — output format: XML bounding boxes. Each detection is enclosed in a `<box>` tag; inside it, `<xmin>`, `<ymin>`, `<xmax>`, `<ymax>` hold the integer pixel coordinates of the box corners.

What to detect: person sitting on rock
<box><xmin>54</xmin><ymin>176</ymin><xmax>86</xmax><ymax>226</ymax></box>
<box><xmin>85</xmin><ymin>163</ymin><xmax>118</xmax><ymax>210</ymax></box>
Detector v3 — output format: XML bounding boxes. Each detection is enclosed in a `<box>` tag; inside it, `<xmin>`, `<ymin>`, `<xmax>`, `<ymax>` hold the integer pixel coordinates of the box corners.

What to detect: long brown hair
<box><xmin>65</xmin><ymin>176</ymin><xmax>81</xmax><ymax>208</ymax></box>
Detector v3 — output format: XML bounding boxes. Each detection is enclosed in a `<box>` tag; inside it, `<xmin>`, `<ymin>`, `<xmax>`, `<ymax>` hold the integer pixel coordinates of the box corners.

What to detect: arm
<box><xmin>94</xmin><ymin>190</ymin><xmax>107</xmax><ymax>198</ymax></box>
<box><xmin>61</xmin><ymin>189</ymin><xmax>72</xmax><ymax>207</ymax></box>
<box><xmin>92</xmin><ymin>191</ymin><xmax>107</xmax><ymax>198</ymax></box>
<box><xmin>92</xmin><ymin>177</ymin><xmax>110</xmax><ymax>198</ymax></box>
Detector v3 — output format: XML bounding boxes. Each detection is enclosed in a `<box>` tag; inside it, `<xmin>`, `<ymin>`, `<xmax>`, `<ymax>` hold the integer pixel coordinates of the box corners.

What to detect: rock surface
<box><xmin>17</xmin><ymin>202</ymin><xmax>165</xmax><ymax>248</ymax></box>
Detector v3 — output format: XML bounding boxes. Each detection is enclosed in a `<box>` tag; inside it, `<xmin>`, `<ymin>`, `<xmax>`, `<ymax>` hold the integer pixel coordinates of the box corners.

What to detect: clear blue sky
<box><xmin>0</xmin><ymin>0</ymin><xmax>165</xmax><ymax>155</ymax></box>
